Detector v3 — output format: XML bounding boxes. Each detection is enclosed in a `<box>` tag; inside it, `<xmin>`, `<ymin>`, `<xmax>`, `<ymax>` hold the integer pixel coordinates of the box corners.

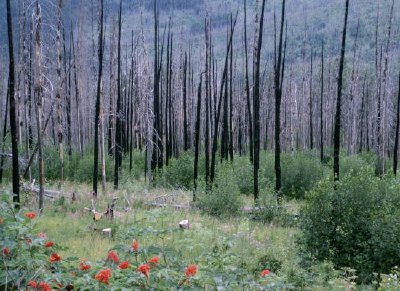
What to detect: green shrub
<box><xmin>196</xmin><ymin>165</ymin><xmax>243</xmax><ymax>217</ymax></box>
<box><xmin>232</xmin><ymin>156</ymin><xmax>254</xmax><ymax>195</ymax></box>
<box><xmin>299</xmin><ymin>168</ymin><xmax>400</xmax><ymax>283</ymax></box>
<box><xmin>260</xmin><ymin>151</ymin><xmax>327</xmax><ymax>199</ymax></box>
<box><xmin>156</xmin><ymin>152</ymin><xmax>194</xmax><ymax>189</ymax></box>
<box><xmin>339</xmin><ymin>154</ymin><xmax>373</xmax><ymax>177</ymax></box>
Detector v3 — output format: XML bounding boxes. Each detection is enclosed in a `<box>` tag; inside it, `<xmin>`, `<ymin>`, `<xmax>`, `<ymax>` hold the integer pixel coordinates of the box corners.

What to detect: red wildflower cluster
<box><xmin>79</xmin><ymin>259</ymin><xmax>91</xmax><ymax>271</ymax></box>
<box><xmin>106</xmin><ymin>251</ymin><xmax>119</xmax><ymax>264</ymax></box>
<box><xmin>27</xmin><ymin>281</ymin><xmax>51</xmax><ymax>291</ymax></box>
<box><xmin>39</xmin><ymin>281</ymin><xmax>52</xmax><ymax>291</ymax></box>
<box><xmin>25</xmin><ymin>212</ymin><xmax>36</xmax><ymax>219</ymax></box>
<box><xmin>260</xmin><ymin>269</ymin><xmax>270</xmax><ymax>277</ymax></box>
<box><xmin>185</xmin><ymin>264</ymin><xmax>197</xmax><ymax>277</ymax></box>
<box><xmin>2</xmin><ymin>247</ymin><xmax>10</xmax><ymax>256</ymax></box>
<box><xmin>138</xmin><ymin>263</ymin><xmax>151</xmax><ymax>278</ymax></box>
<box><xmin>49</xmin><ymin>253</ymin><xmax>62</xmax><ymax>263</ymax></box>
<box><xmin>118</xmin><ymin>261</ymin><xmax>130</xmax><ymax>269</ymax></box>
<box><xmin>131</xmin><ymin>240</ymin><xmax>139</xmax><ymax>252</ymax></box>
<box><xmin>45</xmin><ymin>241</ymin><xmax>54</xmax><ymax>248</ymax></box>
<box><xmin>95</xmin><ymin>269</ymin><xmax>112</xmax><ymax>285</ymax></box>
<box><xmin>149</xmin><ymin>257</ymin><xmax>160</xmax><ymax>265</ymax></box>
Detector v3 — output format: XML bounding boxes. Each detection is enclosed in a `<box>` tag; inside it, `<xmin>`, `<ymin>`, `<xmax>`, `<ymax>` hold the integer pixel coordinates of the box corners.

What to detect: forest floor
<box><xmin>0</xmin><ymin>181</ymin><xmax>365</xmax><ymax>289</ymax></box>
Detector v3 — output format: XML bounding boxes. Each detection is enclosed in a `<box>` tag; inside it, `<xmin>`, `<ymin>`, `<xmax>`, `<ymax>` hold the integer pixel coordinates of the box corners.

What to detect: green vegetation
<box><xmin>300</xmin><ymin>168</ymin><xmax>400</xmax><ymax>284</ymax></box>
<box><xmin>2</xmin><ymin>149</ymin><xmax>400</xmax><ymax>289</ymax></box>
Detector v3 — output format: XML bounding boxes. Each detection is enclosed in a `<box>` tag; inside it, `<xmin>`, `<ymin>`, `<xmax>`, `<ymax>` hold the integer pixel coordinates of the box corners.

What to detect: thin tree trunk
<box><xmin>253</xmin><ymin>0</ymin><xmax>266</xmax><ymax>201</ymax></box>
<box><xmin>93</xmin><ymin>0</ymin><xmax>104</xmax><ymax>195</ymax></box>
<box><xmin>274</xmin><ymin>0</ymin><xmax>286</xmax><ymax>197</ymax></box>
<box><xmin>114</xmin><ymin>0</ymin><xmax>122</xmax><ymax>190</ymax></box>
<box><xmin>320</xmin><ymin>41</ymin><xmax>324</xmax><ymax>162</ymax></box>
<box><xmin>34</xmin><ymin>0</ymin><xmax>44</xmax><ymax>211</ymax></box>
<box><xmin>7</xmin><ymin>0</ymin><xmax>20</xmax><ymax>206</ymax></box>
<box><xmin>393</xmin><ymin>73</ymin><xmax>400</xmax><ymax>175</ymax></box>
<box><xmin>244</xmin><ymin>0</ymin><xmax>253</xmax><ymax>163</ymax></box>
<box><xmin>333</xmin><ymin>0</ymin><xmax>350</xmax><ymax>181</ymax></box>
<box><xmin>193</xmin><ymin>74</ymin><xmax>203</xmax><ymax>198</ymax></box>
<box><xmin>56</xmin><ymin>0</ymin><xmax>64</xmax><ymax>186</ymax></box>
<box><xmin>0</xmin><ymin>79</ymin><xmax>9</xmax><ymax>184</ymax></box>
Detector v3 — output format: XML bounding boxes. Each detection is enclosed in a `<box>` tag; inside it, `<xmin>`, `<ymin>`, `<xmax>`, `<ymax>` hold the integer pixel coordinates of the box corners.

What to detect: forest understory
<box><xmin>1</xmin><ymin>0</ymin><xmax>400</xmax><ymax>289</ymax></box>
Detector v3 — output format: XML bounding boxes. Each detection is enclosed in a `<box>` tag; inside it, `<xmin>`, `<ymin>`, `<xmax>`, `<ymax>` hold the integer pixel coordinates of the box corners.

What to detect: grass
<box><xmin>0</xmin><ymin>178</ymin><xmax>368</xmax><ymax>289</ymax></box>
<box><xmin>19</xmin><ymin>180</ymin><xmax>299</xmax><ymax>276</ymax></box>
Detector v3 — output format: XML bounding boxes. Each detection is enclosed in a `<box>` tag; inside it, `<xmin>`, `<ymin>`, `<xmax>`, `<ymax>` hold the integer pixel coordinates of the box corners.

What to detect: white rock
<box><xmin>179</xmin><ymin>219</ymin><xmax>189</xmax><ymax>229</ymax></box>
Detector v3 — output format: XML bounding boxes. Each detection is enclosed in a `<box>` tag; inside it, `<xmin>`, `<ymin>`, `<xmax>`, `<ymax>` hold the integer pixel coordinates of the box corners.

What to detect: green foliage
<box><xmin>0</xmin><ymin>191</ymin><xmax>291</xmax><ymax>290</ymax></box>
<box><xmin>379</xmin><ymin>267</ymin><xmax>400</xmax><ymax>290</ymax></box>
<box><xmin>196</xmin><ymin>164</ymin><xmax>243</xmax><ymax>217</ymax></box>
<box><xmin>260</xmin><ymin>151</ymin><xmax>327</xmax><ymax>199</ymax></box>
<box><xmin>251</xmin><ymin>189</ymin><xmax>298</xmax><ymax>227</ymax></box>
<box><xmin>232</xmin><ymin>156</ymin><xmax>255</xmax><ymax>195</ymax></box>
<box><xmin>155</xmin><ymin>152</ymin><xmax>195</xmax><ymax>189</ymax></box>
<box><xmin>299</xmin><ymin>168</ymin><xmax>400</xmax><ymax>283</ymax></box>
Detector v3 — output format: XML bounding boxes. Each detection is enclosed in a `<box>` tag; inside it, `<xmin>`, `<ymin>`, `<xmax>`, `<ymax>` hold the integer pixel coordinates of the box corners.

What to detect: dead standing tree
<box><xmin>7</xmin><ymin>0</ymin><xmax>20</xmax><ymax>206</ymax></box>
<box><xmin>333</xmin><ymin>0</ymin><xmax>350</xmax><ymax>181</ymax></box>
<box><xmin>274</xmin><ymin>0</ymin><xmax>286</xmax><ymax>198</ymax></box>
<box><xmin>253</xmin><ymin>0</ymin><xmax>266</xmax><ymax>201</ymax></box>
<box><xmin>93</xmin><ymin>0</ymin><xmax>104</xmax><ymax>196</ymax></box>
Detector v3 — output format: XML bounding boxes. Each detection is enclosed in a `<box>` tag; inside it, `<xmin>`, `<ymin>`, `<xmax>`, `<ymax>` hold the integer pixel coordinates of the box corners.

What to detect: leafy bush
<box><xmin>196</xmin><ymin>165</ymin><xmax>243</xmax><ymax>217</ymax></box>
<box><xmin>155</xmin><ymin>152</ymin><xmax>194</xmax><ymax>189</ymax></box>
<box><xmin>260</xmin><ymin>151</ymin><xmax>327</xmax><ymax>199</ymax></box>
<box><xmin>299</xmin><ymin>168</ymin><xmax>400</xmax><ymax>283</ymax></box>
<box><xmin>339</xmin><ymin>154</ymin><xmax>373</xmax><ymax>177</ymax></box>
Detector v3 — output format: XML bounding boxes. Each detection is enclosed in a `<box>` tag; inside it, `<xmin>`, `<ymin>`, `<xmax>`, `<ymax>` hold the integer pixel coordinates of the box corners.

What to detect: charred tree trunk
<box><xmin>193</xmin><ymin>74</ymin><xmax>203</xmax><ymax>198</ymax></box>
<box><xmin>7</xmin><ymin>0</ymin><xmax>20</xmax><ymax>206</ymax></box>
<box><xmin>114</xmin><ymin>0</ymin><xmax>122</xmax><ymax>190</ymax></box>
<box><xmin>183</xmin><ymin>52</ymin><xmax>189</xmax><ymax>151</ymax></box>
<box><xmin>274</xmin><ymin>0</ymin><xmax>286</xmax><ymax>197</ymax></box>
<box><xmin>210</xmin><ymin>12</ymin><xmax>238</xmax><ymax>183</ymax></box>
<box><xmin>93</xmin><ymin>0</ymin><xmax>104</xmax><ymax>195</ymax></box>
<box><xmin>56</xmin><ymin>0</ymin><xmax>64</xmax><ymax>185</ymax></box>
<box><xmin>320</xmin><ymin>41</ymin><xmax>324</xmax><ymax>162</ymax></box>
<box><xmin>244</xmin><ymin>0</ymin><xmax>253</xmax><ymax>163</ymax></box>
<box><xmin>333</xmin><ymin>0</ymin><xmax>350</xmax><ymax>181</ymax></box>
<box><xmin>393</xmin><ymin>73</ymin><xmax>400</xmax><ymax>175</ymax></box>
<box><xmin>253</xmin><ymin>0</ymin><xmax>266</xmax><ymax>201</ymax></box>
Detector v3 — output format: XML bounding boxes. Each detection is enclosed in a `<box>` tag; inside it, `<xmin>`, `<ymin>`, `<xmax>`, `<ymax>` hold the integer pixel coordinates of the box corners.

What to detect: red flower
<box><xmin>39</xmin><ymin>281</ymin><xmax>51</xmax><ymax>291</ymax></box>
<box><xmin>131</xmin><ymin>240</ymin><xmax>139</xmax><ymax>252</ymax></box>
<box><xmin>37</xmin><ymin>232</ymin><xmax>47</xmax><ymax>239</ymax></box>
<box><xmin>66</xmin><ymin>284</ymin><xmax>74</xmax><ymax>290</ymax></box>
<box><xmin>49</xmin><ymin>253</ymin><xmax>62</xmax><ymax>263</ymax></box>
<box><xmin>184</xmin><ymin>264</ymin><xmax>197</xmax><ymax>277</ymax></box>
<box><xmin>260</xmin><ymin>269</ymin><xmax>270</xmax><ymax>277</ymax></box>
<box><xmin>2</xmin><ymin>247</ymin><xmax>10</xmax><ymax>255</ymax></box>
<box><xmin>45</xmin><ymin>241</ymin><xmax>54</xmax><ymax>248</ymax></box>
<box><xmin>118</xmin><ymin>261</ymin><xmax>130</xmax><ymax>269</ymax></box>
<box><xmin>137</xmin><ymin>264</ymin><xmax>151</xmax><ymax>278</ymax></box>
<box><xmin>106</xmin><ymin>251</ymin><xmax>119</xmax><ymax>264</ymax></box>
<box><xmin>79</xmin><ymin>260</ymin><xmax>91</xmax><ymax>271</ymax></box>
<box><xmin>28</xmin><ymin>280</ymin><xmax>37</xmax><ymax>288</ymax></box>
<box><xmin>148</xmin><ymin>256</ymin><xmax>160</xmax><ymax>266</ymax></box>
<box><xmin>25</xmin><ymin>212</ymin><xmax>36</xmax><ymax>219</ymax></box>
<box><xmin>95</xmin><ymin>269</ymin><xmax>112</xmax><ymax>285</ymax></box>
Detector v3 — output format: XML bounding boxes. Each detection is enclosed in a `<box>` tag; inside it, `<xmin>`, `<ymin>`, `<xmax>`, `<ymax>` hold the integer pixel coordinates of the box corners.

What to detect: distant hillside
<box><xmin>1</xmin><ymin>0</ymin><xmax>399</xmax><ymax>70</ymax></box>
